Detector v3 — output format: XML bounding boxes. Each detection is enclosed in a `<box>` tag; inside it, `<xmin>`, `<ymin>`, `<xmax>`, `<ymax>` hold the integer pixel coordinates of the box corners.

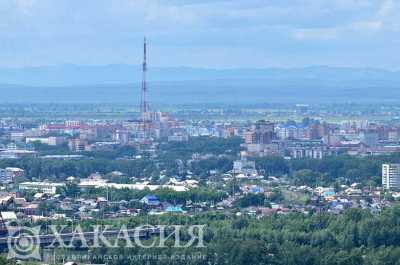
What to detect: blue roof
<box><xmin>165</xmin><ymin>206</ymin><xmax>183</xmax><ymax>212</ymax></box>
<box><xmin>250</xmin><ymin>186</ymin><xmax>263</xmax><ymax>193</ymax></box>
<box><xmin>144</xmin><ymin>195</ymin><xmax>158</xmax><ymax>200</ymax></box>
<box><xmin>323</xmin><ymin>191</ymin><xmax>336</xmax><ymax>197</ymax></box>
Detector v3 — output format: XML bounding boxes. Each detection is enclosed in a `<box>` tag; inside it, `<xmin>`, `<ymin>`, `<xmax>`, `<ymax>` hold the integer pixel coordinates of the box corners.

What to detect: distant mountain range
<box><xmin>1</xmin><ymin>64</ymin><xmax>400</xmax><ymax>86</ymax></box>
<box><xmin>0</xmin><ymin>65</ymin><xmax>399</xmax><ymax>104</ymax></box>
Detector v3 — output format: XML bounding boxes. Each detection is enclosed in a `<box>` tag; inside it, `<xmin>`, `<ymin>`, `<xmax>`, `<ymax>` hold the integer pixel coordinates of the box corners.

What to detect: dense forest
<box><xmin>48</xmin><ymin>206</ymin><xmax>400</xmax><ymax>265</ymax></box>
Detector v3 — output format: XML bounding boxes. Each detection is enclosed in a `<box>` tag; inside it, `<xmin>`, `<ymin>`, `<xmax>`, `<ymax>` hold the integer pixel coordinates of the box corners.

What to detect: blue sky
<box><xmin>1</xmin><ymin>0</ymin><xmax>399</xmax><ymax>69</ymax></box>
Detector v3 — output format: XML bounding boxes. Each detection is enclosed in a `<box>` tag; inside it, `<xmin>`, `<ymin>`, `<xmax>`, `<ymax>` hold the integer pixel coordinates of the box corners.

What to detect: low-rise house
<box><xmin>0</xmin><ymin>167</ymin><xmax>24</xmax><ymax>183</ymax></box>
<box><xmin>165</xmin><ymin>205</ymin><xmax>184</xmax><ymax>213</ymax></box>
<box><xmin>0</xmin><ymin>211</ymin><xmax>17</xmax><ymax>223</ymax></box>
<box><xmin>96</xmin><ymin>197</ymin><xmax>108</xmax><ymax>208</ymax></box>
<box><xmin>19</xmin><ymin>181</ymin><xmax>65</xmax><ymax>195</ymax></box>
<box><xmin>344</xmin><ymin>188</ymin><xmax>362</xmax><ymax>196</ymax></box>
<box><xmin>0</xmin><ymin>196</ymin><xmax>14</xmax><ymax>210</ymax></box>
<box><xmin>140</xmin><ymin>195</ymin><xmax>160</xmax><ymax>206</ymax></box>
<box><xmin>14</xmin><ymin>197</ymin><xmax>27</xmax><ymax>207</ymax></box>
<box><xmin>23</xmin><ymin>203</ymin><xmax>39</xmax><ymax>215</ymax></box>
<box><xmin>33</xmin><ymin>193</ymin><xmax>48</xmax><ymax>201</ymax></box>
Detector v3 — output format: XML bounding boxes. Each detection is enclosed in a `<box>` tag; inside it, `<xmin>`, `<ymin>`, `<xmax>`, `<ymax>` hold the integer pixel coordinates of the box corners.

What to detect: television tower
<box><xmin>140</xmin><ymin>37</ymin><xmax>150</xmax><ymax>137</ymax></box>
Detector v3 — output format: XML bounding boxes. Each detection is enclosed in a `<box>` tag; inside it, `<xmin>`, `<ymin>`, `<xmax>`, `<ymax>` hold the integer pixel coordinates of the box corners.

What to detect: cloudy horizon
<box><xmin>1</xmin><ymin>0</ymin><xmax>400</xmax><ymax>69</ymax></box>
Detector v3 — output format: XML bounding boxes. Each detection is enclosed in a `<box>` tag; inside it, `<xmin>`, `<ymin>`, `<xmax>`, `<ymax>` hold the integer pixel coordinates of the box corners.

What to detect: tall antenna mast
<box><xmin>140</xmin><ymin>37</ymin><xmax>150</xmax><ymax>138</ymax></box>
<box><xmin>140</xmin><ymin>37</ymin><xmax>149</xmax><ymax>119</ymax></box>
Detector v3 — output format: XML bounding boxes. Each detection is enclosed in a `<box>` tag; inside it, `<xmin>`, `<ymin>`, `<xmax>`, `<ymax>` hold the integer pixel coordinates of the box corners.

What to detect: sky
<box><xmin>1</xmin><ymin>0</ymin><xmax>400</xmax><ymax>69</ymax></box>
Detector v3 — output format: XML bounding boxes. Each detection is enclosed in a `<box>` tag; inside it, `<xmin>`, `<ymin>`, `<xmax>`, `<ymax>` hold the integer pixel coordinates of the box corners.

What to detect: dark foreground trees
<box><xmin>59</xmin><ymin>205</ymin><xmax>400</xmax><ymax>265</ymax></box>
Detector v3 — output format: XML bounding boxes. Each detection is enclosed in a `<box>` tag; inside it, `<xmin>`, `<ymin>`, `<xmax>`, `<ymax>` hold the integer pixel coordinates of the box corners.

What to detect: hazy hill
<box><xmin>1</xmin><ymin>64</ymin><xmax>400</xmax><ymax>86</ymax></box>
<box><xmin>0</xmin><ymin>65</ymin><xmax>399</xmax><ymax>104</ymax></box>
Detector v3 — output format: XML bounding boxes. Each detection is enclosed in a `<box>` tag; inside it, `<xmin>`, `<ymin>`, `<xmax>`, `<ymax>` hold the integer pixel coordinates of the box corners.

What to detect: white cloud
<box><xmin>293</xmin><ymin>28</ymin><xmax>339</xmax><ymax>40</ymax></box>
<box><xmin>291</xmin><ymin>0</ymin><xmax>397</xmax><ymax>41</ymax></box>
<box><xmin>1</xmin><ymin>0</ymin><xmax>400</xmax><ymax>67</ymax></box>
<box><xmin>351</xmin><ymin>20</ymin><xmax>382</xmax><ymax>31</ymax></box>
<box><xmin>378</xmin><ymin>0</ymin><xmax>394</xmax><ymax>17</ymax></box>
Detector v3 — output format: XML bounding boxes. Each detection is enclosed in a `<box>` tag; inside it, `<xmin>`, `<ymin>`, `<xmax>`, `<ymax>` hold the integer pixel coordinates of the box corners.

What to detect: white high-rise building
<box><xmin>382</xmin><ymin>164</ymin><xmax>400</xmax><ymax>190</ymax></box>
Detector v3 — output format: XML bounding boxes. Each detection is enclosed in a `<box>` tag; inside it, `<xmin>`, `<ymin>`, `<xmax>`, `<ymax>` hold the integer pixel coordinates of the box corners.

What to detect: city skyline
<box><xmin>1</xmin><ymin>2</ymin><xmax>400</xmax><ymax>265</ymax></box>
<box><xmin>1</xmin><ymin>0</ymin><xmax>400</xmax><ymax>69</ymax></box>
